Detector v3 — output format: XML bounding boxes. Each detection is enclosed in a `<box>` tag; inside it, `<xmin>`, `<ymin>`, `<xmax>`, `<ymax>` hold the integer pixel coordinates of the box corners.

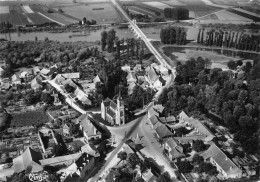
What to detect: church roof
<box><xmin>107</xmin><ymin>108</ymin><xmax>116</xmax><ymax>118</ymax></box>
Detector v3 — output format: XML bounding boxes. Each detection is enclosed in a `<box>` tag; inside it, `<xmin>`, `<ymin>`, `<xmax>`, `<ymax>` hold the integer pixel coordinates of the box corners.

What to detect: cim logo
<box><xmin>29</xmin><ymin>171</ymin><xmax>48</xmax><ymax>182</ymax></box>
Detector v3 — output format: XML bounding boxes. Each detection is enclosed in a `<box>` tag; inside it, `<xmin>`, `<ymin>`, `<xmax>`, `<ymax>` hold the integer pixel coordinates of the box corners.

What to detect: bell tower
<box><xmin>116</xmin><ymin>88</ymin><xmax>125</xmax><ymax>125</ymax></box>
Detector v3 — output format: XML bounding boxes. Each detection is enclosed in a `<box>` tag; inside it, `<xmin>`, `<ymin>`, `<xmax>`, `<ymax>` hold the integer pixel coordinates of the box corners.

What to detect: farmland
<box><xmin>141</xmin><ymin>2</ymin><xmax>173</xmax><ymax>10</ymax></box>
<box><xmin>198</xmin><ymin>9</ymin><xmax>254</xmax><ymax>21</ymax></box>
<box><xmin>60</xmin><ymin>3</ymin><xmax>125</xmax><ymax>24</ymax></box>
<box><xmin>0</xmin><ymin>4</ymin><xmax>79</xmax><ymax>27</ymax></box>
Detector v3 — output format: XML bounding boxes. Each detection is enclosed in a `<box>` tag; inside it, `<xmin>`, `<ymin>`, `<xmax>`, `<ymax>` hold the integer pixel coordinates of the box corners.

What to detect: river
<box><xmin>0</xmin><ymin>26</ymin><xmax>199</xmax><ymax>42</ymax></box>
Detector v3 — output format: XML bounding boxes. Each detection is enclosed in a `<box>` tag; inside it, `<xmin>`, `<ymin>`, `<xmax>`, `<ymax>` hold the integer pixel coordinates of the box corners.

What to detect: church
<box><xmin>101</xmin><ymin>95</ymin><xmax>125</xmax><ymax>126</ymax></box>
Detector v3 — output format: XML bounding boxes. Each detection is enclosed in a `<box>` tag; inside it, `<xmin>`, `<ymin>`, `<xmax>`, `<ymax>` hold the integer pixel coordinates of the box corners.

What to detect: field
<box><xmin>61</xmin><ymin>3</ymin><xmax>124</xmax><ymax>24</ymax></box>
<box><xmin>0</xmin><ymin>4</ymin><xmax>79</xmax><ymax>26</ymax></box>
<box><xmin>198</xmin><ymin>10</ymin><xmax>254</xmax><ymax>21</ymax></box>
<box><xmin>210</xmin><ymin>0</ymin><xmax>239</xmax><ymax>6</ymax></box>
<box><xmin>227</xmin><ymin>8</ymin><xmax>260</xmax><ymax>22</ymax></box>
<box><xmin>11</xmin><ymin>110</ymin><xmax>49</xmax><ymax>127</ymax></box>
<box><xmin>141</xmin><ymin>2</ymin><xmax>173</xmax><ymax>10</ymax></box>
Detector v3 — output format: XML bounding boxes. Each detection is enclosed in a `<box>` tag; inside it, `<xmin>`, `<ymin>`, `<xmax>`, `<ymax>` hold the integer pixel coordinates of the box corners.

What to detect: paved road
<box><xmin>88</xmin><ymin>116</ymin><xmax>145</xmax><ymax>182</ymax></box>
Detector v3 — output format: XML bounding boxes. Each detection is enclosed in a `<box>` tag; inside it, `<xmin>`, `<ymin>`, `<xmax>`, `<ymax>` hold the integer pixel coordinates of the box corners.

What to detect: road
<box><xmin>88</xmin><ymin>116</ymin><xmax>146</xmax><ymax>182</ymax></box>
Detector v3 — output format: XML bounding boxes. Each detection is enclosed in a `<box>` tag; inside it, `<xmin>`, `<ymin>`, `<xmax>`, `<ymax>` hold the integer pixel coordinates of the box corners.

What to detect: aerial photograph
<box><xmin>0</xmin><ymin>0</ymin><xmax>259</xmax><ymax>181</ymax></box>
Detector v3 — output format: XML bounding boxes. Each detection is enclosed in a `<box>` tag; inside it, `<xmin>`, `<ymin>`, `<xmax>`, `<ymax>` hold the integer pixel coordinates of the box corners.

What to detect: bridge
<box><xmin>111</xmin><ymin>0</ymin><xmax>175</xmax><ymax>73</ymax></box>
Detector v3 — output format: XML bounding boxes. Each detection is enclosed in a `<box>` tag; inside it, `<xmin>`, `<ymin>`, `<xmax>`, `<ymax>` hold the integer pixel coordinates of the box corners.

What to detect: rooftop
<box><xmin>201</xmin><ymin>143</ymin><xmax>242</xmax><ymax>176</ymax></box>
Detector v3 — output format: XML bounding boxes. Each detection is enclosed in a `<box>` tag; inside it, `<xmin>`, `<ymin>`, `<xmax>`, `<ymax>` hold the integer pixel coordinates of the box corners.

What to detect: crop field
<box><xmin>61</xmin><ymin>3</ymin><xmax>124</xmax><ymax>24</ymax></box>
<box><xmin>161</xmin><ymin>0</ymin><xmax>185</xmax><ymax>6</ymax></box>
<box><xmin>0</xmin><ymin>4</ymin><xmax>79</xmax><ymax>26</ymax></box>
<box><xmin>0</xmin><ymin>6</ymin><xmax>9</xmax><ymax>14</ymax></box>
<box><xmin>183</xmin><ymin>5</ymin><xmax>221</xmax><ymax>18</ymax></box>
<box><xmin>198</xmin><ymin>10</ymin><xmax>254</xmax><ymax>21</ymax></box>
<box><xmin>128</xmin><ymin>6</ymin><xmax>157</xmax><ymax>17</ymax></box>
<box><xmin>227</xmin><ymin>8</ymin><xmax>260</xmax><ymax>22</ymax></box>
<box><xmin>141</xmin><ymin>2</ymin><xmax>173</xmax><ymax>10</ymax></box>
<box><xmin>210</xmin><ymin>0</ymin><xmax>239</xmax><ymax>6</ymax></box>
<box><xmin>170</xmin><ymin>0</ymin><xmax>206</xmax><ymax>5</ymax></box>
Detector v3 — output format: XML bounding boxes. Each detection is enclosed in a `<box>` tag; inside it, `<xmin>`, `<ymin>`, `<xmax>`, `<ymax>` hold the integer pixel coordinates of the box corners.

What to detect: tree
<box><xmin>117</xmin><ymin>151</ymin><xmax>127</xmax><ymax>161</ymax></box>
<box><xmin>127</xmin><ymin>153</ymin><xmax>141</xmax><ymax>168</ymax></box>
<box><xmin>227</xmin><ymin>60</ymin><xmax>236</xmax><ymax>70</ymax></box>
<box><xmin>177</xmin><ymin>160</ymin><xmax>193</xmax><ymax>173</ymax></box>
<box><xmin>192</xmin><ymin>154</ymin><xmax>204</xmax><ymax>165</ymax></box>
<box><xmin>41</xmin><ymin>93</ymin><xmax>53</xmax><ymax>104</ymax></box>
<box><xmin>192</xmin><ymin>140</ymin><xmax>206</xmax><ymax>152</ymax></box>
<box><xmin>157</xmin><ymin>172</ymin><xmax>172</xmax><ymax>182</ymax></box>
<box><xmin>101</xmin><ymin>31</ymin><xmax>107</xmax><ymax>51</ymax></box>
<box><xmin>64</xmin><ymin>84</ymin><xmax>75</xmax><ymax>93</ymax></box>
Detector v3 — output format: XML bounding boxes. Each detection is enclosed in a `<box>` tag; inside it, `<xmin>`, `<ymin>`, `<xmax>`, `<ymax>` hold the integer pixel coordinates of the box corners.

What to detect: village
<box><xmin>0</xmin><ymin>42</ymin><xmax>259</xmax><ymax>182</ymax></box>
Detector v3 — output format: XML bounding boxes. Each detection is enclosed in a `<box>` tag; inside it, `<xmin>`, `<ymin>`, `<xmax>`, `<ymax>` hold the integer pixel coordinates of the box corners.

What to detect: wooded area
<box><xmin>158</xmin><ymin>57</ymin><xmax>260</xmax><ymax>154</ymax></box>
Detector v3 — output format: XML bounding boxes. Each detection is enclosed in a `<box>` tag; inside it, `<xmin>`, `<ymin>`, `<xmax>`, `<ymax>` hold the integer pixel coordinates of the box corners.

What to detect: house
<box><xmin>147</xmin><ymin>107</ymin><xmax>159</xmax><ymax>119</ymax></box>
<box><xmin>153</xmin><ymin>104</ymin><xmax>164</xmax><ymax>114</ymax></box>
<box><xmin>154</xmin><ymin>124</ymin><xmax>174</xmax><ymax>139</ymax></box>
<box><xmin>39</xmin><ymin>153</ymin><xmax>81</xmax><ymax>167</ymax></box>
<box><xmin>148</xmin><ymin>115</ymin><xmax>160</xmax><ymax>129</ymax></box>
<box><xmin>121</xmin><ymin>64</ymin><xmax>131</xmax><ymax>72</ymax></box>
<box><xmin>101</xmin><ymin>96</ymin><xmax>125</xmax><ymax>126</ymax></box>
<box><xmin>0</xmin><ymin>67</ymin><xmax>4</xmax><ymax>76</ymax></box>
<box><xmin>128</xmin><ymin>82</ymin><xmax>136</xmax><ymax>95</ymax></box>
<box><xmin>40</xmin><ymin>68</ymin><xmax>50</xmax><ymax>75</ymax></box>
<box><xmin>126</xmin><ymin>72</ymin><xmax>136</xmax><ymax>83</ymax></box>
<box><xmin>31</xmin><ymin>76</ymin><xmax>42</xmax><ymax>90</ymax></box>
<box><xmin>74</xmin><ymin>87</ymin><xmax>92</xmax><ymax>105</ymax></box>
<box><xmin>11</xmin><ymin>74</ymin><xmax>21</xmax><ymax>85</ymax></box>
<box><xmin>78</xmin><ymin>114</ymin><xmax>101</xmax><ymax>140</ymax></box>
<box><xmin>59</xmin><ymin>152</ymin><xmax>96</xmax><ymax>181</ymax></box>
<box><xmin>178</xmin><ymin>111</ymin><xmax>189</xmax><ymax>122</ymax></box>
<box><xmin>163</xmin><ymin>138</ymin><xmax>185</xmax><ymax>160</ymax></box>
<box><xmin>201</xmin><ymin>143</ymin><xmax>243</xmax><ymax>179</ymax></box>
<box><xmin>133</xmin><ymin>64</ymin><xmax>142</xmax><ymax>72</ymax></box>
<box><xmin>63</xmin><ymin>124</ymin><xmax>70</xmax><ymax>136</ymax></box>
<box><xmin>13</xmin><ymin>147</ymin><xmax>43</xmax><ymax>173</ymax></box>
<box><xmin>146</xmin><ymin>67</ymin><xmax>159</xmax><ymax>84</ymax></box>
<box><xmin>19</xmin><ymin>69</ymin><xmax>33</xmax><ymax>78</ymax></box>
<box><xmin>59</xmin><ymin>73</ymin><xmax>80</xmax><ymax>80</ymax></box>
<box><xmin>185</xmin><ymin>117</ymin><xmax>215</xmax><ymax>142</ymax></box>
<box><xmin>93</xmin><ymin>75</ymin><xmax>101</xmax><ymax>84</ymax></box>
<box><xmin>33</xmin><ymin>66</ymin><xmax>40</xmax><ymax>75</ymax></box>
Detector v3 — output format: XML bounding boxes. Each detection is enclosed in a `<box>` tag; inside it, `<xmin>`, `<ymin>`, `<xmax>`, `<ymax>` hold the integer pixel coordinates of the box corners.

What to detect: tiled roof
<box><xmin>107</xmin><ymin>108</ymin><xmax>116</xmax><ymax>118</ymax></box>
<box><xmin>186</xmin><ymin>118</ymin><xmax>215</xmax><ymax>141</ymax></box>
<box><xmin>147</xmin><ymin>67</ymin><xmax>159</xmax><ymax>83</ymax></box>
<box><xmin>155</xmin><ymin>125</ymin><xmax>174</xmax><ymax>138</ymax></box>
<box><xmin>110</xmin><ymin>101</ymin><xmax>117</xmax><ymax>110</ymax></box>
<box><xmin>149</xmin><ymin>115</ymin><xmax>159</xmax><ymax>125</ymax></box>
<box><xmin>40</xmin><ymin>68</ymin><xmax>50</xmax><ymax>75</ymax></box>
<box><xmin>165</xmin><ymin>138</ymin><xmax>178</xmax><ymax>149</ymax></box>
<box><xmin>148</xmin><ymin>108</ymin><xmax>159</xmax><ymax>117</ymax></box>
<box><xmin>179</xmin><ymin>111</ymin><xmax>189</xmax><ymax>121</ymax></box>
<box><xmin>80</xmin><ymin>116</ymin><xmax>97</xmax><ymax>137</ymax></box>
<box><xmin>201</xmin><ymin>143</ymin><xmax>242</xmax><ymax>177</ymax></box>
<box><xmin>153</xmin><ymin>104</ymin><xmax>164</xmax><ymax>113</ymax></box>
<box><xmin>59</xmin><ymin>73</ymin><xmax>80</xmax><ymax>79</ymax></box>
<box><xmin>40</xmin><ymin>153</ymin><xmax>81</xmax><ymax>166</ymax></box>
<box><xmin>13</xmin><ymin>147</ymin><xmax>43</xmax><ymax>173</ymax></box>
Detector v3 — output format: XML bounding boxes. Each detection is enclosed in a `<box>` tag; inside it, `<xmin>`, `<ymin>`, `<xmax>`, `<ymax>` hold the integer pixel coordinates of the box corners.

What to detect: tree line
<box><xmin>0</xmin><ymin>41</ymin><xmax>101</xmax><ymax>78</ymax></box>
<box><xmin>160</xmin><ymin>26</ymin><xmax>187</xmax><ymax>45</ymax></box>
<box><xmin>158</xmin><ymin>57</ymin><xmax>259</xmax><ymax>155</ymax></box>
<box><xmin>164</xmin><ymin>7</ymin><xmax>189</xmax><ymax>20</ymax></box>
<box><xmin>197</xmin><ymin>28</ymin><xmax>260</xmax><ymax>52</ymax></box>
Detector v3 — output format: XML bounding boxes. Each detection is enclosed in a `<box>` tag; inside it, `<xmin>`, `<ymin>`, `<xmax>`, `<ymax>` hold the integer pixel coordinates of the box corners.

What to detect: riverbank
<box><xmin>156</xmin><ymin>42</ymin><xmax>260</xmax><ymax>68</ymax></box>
